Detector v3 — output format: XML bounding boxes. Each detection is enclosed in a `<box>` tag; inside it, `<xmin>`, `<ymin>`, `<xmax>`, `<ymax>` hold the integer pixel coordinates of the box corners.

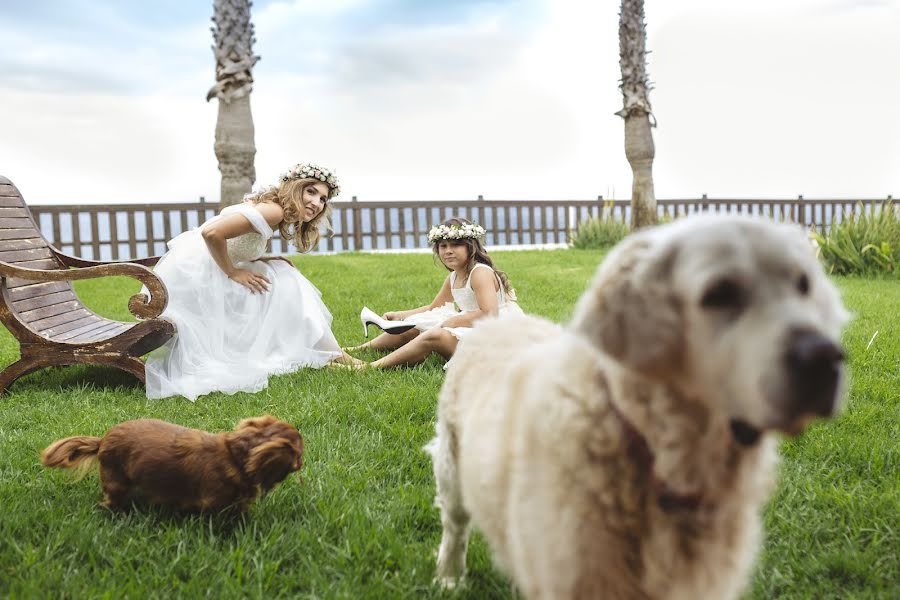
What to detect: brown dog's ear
<box><xmin>570</xmin><ymin>234</ymin><xmax>683</xmax><ymax>377</ymax></box>
<box><xmin>245</xmin><ymin>438</ymin><xmax>301</xmax><ymax>492</ymax></box>
<box><xmin>235</xmin><ymin>415</ymin><xmax>279</xmax><ymax>432</ymax></box>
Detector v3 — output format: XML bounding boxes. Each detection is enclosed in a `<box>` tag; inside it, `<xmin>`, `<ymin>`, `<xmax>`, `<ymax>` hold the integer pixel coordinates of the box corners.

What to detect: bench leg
<box><xmin>0</xmin><ymin>357</ymin><xmax>45</xmax><ymax>394</ymax></box>
<box><xmin>0</xmin><ymin>356</ymin><xmax>146</xmax><ymax>394</ymax></box>
<box><xmin>95</xmin><ymin>356</ymin><xmax>147</xmax><ymax>384</ymax></box>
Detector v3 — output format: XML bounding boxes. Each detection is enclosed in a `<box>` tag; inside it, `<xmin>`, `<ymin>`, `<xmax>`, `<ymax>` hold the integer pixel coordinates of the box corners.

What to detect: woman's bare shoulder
<box><xmin>252</xmin><ymin>201</ymin><xmax>285</xmax><ymax>228</ymax></box>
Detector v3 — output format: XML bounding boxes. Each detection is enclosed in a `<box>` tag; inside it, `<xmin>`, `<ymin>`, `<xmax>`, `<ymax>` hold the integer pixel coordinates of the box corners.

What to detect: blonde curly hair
<box><xmin>246</xmin><ymin>178</ymin><xmax>333</xmax><ymax>253</ymax></box>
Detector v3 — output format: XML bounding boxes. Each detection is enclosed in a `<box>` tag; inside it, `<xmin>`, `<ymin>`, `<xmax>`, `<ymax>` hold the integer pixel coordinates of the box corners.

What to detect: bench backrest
<box><xmin>0</xmin><ymin>176</ymin><xmax>91</xmax><ymax>342</ymax></box>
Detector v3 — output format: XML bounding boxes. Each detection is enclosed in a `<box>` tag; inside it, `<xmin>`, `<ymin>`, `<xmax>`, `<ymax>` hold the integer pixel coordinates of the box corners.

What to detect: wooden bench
<box><xmin>0</xmin><ymin>176</ymin><xmax>175</xmax><ymax>393</ymax></box>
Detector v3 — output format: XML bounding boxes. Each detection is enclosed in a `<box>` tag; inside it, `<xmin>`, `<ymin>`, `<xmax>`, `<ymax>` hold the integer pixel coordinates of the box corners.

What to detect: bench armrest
<box><xmin>0</xmin><ymin>260</ymin><xmax>169</xmax><ymax>320</ymax></box>
<box><xmin>49</xmin><ymin>245</ymin><xmax>163</xmax><ymax>268</ymax></box>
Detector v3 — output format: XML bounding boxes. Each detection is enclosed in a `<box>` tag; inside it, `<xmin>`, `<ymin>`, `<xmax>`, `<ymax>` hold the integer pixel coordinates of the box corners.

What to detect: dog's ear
<box><xmin>571</xmin><ymin>234</ymin><xmax>684</xmax><ymax>377</ymax></box>
<box><xmin>245</xmin><ymin>438</ymin><xmax>301</xmax><ymax>491</ymax></box>
<box><xmin>235</xmin><ymin>415</ymin><xmax>279</xmax><ymax>432</ymax></box>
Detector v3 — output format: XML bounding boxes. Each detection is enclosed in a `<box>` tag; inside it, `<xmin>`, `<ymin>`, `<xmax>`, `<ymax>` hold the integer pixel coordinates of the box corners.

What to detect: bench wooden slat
<box><xmin>0</xmin><ymin>207</ymin><xmax>29</xmax><ymax>218</ymax></box>
<box><xmin>66</xmin><ymin>321</ymin><xmax>121</xmax><ymax>343</ymax></box>
<box><xmin>0</xmin><ymin>197</ymin><xmax>25</xmax><ymax>207</ymax></box>
<box><xmin>0</xmin><ymin>217</ymin><xmax>36</xmax><ymax>229</ymax></box>
<box><xmin>11</xmin><ymin>290</ymin><xmax>77</xmax><ymax>312</ymax></box>
<box><xmin>73</xmin><ymin>322</ymin><xmax>132</xmax><ymax>343</ymax></box>
<box><xmin>14</xmin><ymin>258</ymin><xmax>60</xmax><ymax>269</ymax></box>
<box><xmin>19</xmin><ymin>300</ymin><xmax>83</xmax><ymax>323</ymax></box>
<box><xmin>7</xmin><ymin>281</ymin><xmax>72</xmax><ymax>301</ymax></box>
<box><xmin>31</xmin><ymin>307</ymin><xmax>94</xmax><ymax>333</ymax></box>
<box><xmin>46</xmin><ymin>316</ymin><xmax>104</xmax><ymax>340</ymax></box>
<box><xmin>0</xmin><ymin>247</ymin><xmax>55</xmax><ymax>263</ymax></box>
<box><xmin>0</xmin><ymin>238</ymin><xmax>50</xmax><ymax>251</ymax></box>
<box><xmin>0</xmin><ymin>229</ymin><xmax>42</xmax><ymax>241</ymax></box>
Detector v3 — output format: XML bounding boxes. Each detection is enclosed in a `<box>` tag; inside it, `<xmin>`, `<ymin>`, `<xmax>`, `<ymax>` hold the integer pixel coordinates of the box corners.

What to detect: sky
<box><xmin>0</xmin><ymin>0</ymin><xmax>898</xmax><ymax>205</ymax></box>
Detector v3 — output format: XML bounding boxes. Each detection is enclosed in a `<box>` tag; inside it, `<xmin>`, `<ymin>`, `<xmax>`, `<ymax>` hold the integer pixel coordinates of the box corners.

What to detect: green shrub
<box><xmin>570</xmin><ymin>211</ymin><xmax>630</xmax><ymax>249</ymax></box>
<box><xmin>811</xmin><ymin>202</ymin><xmax>899</xmax><ymax>277</ymax></box>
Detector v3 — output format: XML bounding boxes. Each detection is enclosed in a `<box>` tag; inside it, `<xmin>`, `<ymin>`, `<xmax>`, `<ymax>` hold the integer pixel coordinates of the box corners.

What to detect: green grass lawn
<box><xmin>0</xmin><ymin>249</ymin><xmax>896</xmax><ymax>599</ymax></box>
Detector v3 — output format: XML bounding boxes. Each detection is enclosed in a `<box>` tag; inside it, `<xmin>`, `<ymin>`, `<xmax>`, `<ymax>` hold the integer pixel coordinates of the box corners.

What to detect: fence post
<box><xmin>198</xmin><ymin>196</ymin><xmax>208</xmax><ymax>229</ymax></box>
<box><xmin>597</xmin><ymin>195</ymin><xmax>604</xmax><ymax>222</ymax></box>
<box><xmin>701</xmin><ymin>193</ymin><xmax>708</xmax><ymax>214</ymax></box>
<box><xmin>351</xmin><ymin>196</ymin><xmax>362</xmax><ymax>251</ymax></box>
<box><xmin>797</xmin><ymin>194</ymin><xmax>804</xmax><ymax>227</ymax></box>
<box><xmin>477</xmin><ymin>195</ymin><xmax>483</xmax><ymax>229</ymax></box>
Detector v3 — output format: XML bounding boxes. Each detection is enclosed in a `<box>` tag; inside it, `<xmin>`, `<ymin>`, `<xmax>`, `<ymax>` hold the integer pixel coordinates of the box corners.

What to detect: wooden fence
<box><xmin>26</xmin><ymin>196</ymin><xmax>894</xmax><ymax>261</ymax></box>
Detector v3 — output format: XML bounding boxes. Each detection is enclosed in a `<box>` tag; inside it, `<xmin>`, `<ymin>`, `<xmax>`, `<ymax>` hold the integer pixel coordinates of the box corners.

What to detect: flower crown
<box><xmin>280</xmin><ymin>162</ymin><xmax>341</xmax><ymax>198</ymax></box>
<box><xmin>427</xmin><ymin>222</ymin><xmax>487</xmax><ymax>244</ymax></box>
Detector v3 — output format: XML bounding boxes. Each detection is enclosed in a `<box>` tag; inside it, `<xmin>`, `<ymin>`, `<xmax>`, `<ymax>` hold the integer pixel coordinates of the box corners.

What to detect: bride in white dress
<box><xmin>145</xmin><ymin>163</ymin><xmax>356</xmax><ymax>401</ymax></box>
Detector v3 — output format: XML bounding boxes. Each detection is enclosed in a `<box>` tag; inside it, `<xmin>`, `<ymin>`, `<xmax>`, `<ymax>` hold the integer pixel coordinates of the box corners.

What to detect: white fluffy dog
<box><xmin>427</xmin><ymin>215</ymin><xmax>848</xmax><ymax>599</ymax></box>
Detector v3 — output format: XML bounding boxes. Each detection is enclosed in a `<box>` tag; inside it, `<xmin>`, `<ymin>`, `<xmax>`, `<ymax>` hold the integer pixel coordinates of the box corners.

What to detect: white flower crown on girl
<box><xmin>427</xmin><ymin>222</ymin><xmax>487</xmax><ymax>244</ymax></box>
<box><xmin>280</xmin><ymin>163</ymin><xmax>341</xmax><ymax>198</ymax></box>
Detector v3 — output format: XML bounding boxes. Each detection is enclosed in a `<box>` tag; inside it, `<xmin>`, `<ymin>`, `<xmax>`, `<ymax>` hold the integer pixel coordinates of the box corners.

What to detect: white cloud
<box><xmin>0</xmin><ymin>0</ymin><xmax>896</xmax><ymax>205</ymax></box>
<box><xmin>649</xmin><ymin>2</ymin><xmax>900</xmax><ymax>197</ymax></box>
<box><xmin>255</xmin><ymin>0</ymin><xmax>368</xmax><ymax>31</ymax></box>
<box><xmin>0</xmin><ymin>89</ymin><xmax>217</xmax><ymax>203</ymax></box>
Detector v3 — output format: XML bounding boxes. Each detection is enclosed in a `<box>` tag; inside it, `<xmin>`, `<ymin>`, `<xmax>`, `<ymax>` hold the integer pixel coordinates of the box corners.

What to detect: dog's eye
<box><xmin>796</xmin><ymin>273</ymin><xmax>810</xmax><ymax>296</ymax></box>
<box><xmin>700</xmin><ymin>278</ymin><xmax>744</xmax><ymax>310</ymax></box>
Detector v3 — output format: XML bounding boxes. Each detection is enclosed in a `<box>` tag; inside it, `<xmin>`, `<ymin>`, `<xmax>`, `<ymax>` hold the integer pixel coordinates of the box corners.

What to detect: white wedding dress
<box><xmin>144</xmin><ymin>203</ymin><xmax>342</xmax><ymax>401</ymax></box>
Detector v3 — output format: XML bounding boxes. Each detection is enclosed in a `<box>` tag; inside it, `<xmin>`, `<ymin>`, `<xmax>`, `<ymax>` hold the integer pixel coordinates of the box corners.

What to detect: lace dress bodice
<box><xmin>226</xmin><ymin>231</ymin><xmax>268</xmax><ymax>263</ymax></box>
<box><xmin>204</xmin><ymin>203</ymin><xmax>274</xmax><ymax>263</ymax></box>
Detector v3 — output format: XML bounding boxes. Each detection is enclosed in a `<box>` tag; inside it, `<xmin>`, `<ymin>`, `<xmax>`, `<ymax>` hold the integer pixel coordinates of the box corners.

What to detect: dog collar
<box><xmin>607</xmin><ymin>400</ymin><xmax>705</xmax><ymax>512</ymax></box>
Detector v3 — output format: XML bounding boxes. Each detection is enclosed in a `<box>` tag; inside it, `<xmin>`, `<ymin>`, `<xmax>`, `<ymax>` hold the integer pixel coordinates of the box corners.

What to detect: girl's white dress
<box><xmin>144</xmin><ymin>203</ymin><xmax>342</xmax><ymax>401</ymax></box>
<box><xmin>404</xmin><ymin>263</ymin><xmax>523</xmax><ymax>339</ymax></box>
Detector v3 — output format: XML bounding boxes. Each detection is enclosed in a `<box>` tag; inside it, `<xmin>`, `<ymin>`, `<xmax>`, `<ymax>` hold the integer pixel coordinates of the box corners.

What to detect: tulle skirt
<box><xmin>144</xmin><ymin>232</ymin><xmax>342</xmax><ymax>401</ymax></box>
<box><xmin>405</xmin><ymin>301</ymin><xmax>525</xmax><ymax>340</ymax></box>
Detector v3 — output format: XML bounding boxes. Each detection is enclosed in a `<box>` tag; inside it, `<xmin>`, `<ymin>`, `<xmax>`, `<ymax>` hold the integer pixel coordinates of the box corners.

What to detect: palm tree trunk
<box><xmin>213</xmin><ymin>94</ymin><xmax>256</xmax><ymax>208</ymax></box>
<box><xmin>616</xmin><ymin>0</ymin><xmax>658</xmax><ymax>229</ymax></box>
<box><xmin>208</xmin><ymin>0</ymin><xmax>260</xmax><ymax>208</ymax></box>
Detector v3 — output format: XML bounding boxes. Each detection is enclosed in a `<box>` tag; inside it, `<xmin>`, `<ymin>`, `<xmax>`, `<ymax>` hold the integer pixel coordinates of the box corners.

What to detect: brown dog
<box><xmin>42</xmin><ymin>415</ymin><xmax>303</xmax><ymax>513</ymax></box>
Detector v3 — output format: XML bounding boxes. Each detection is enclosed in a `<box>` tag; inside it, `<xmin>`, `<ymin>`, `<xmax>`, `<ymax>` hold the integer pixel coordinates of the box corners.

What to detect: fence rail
<box><xmin>26</xmin><ymin>196</ymin><xmax>894</xmax><ymax>261</ymax></box>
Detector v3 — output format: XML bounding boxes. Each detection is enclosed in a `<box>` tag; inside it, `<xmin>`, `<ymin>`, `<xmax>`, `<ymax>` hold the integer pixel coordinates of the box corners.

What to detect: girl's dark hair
<box><xmin>431</xmin><ymin>217</ymin><xmax>515</xmax><ymax>299</ymax></box>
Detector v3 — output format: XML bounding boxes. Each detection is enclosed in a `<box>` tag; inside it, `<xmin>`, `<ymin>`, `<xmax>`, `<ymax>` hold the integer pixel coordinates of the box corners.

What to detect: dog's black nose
<box><xmin>785</xmin><ymin>328</ymin><xmax>844</xmax><ymax>416</ymax></box>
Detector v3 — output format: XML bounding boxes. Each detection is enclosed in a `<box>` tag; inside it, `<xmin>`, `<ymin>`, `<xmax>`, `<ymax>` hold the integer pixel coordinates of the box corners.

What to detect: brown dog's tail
<box><xmin>41</xmin><ymin>436</ymin><xmax>102</xmax><ymax>477</ymax></box>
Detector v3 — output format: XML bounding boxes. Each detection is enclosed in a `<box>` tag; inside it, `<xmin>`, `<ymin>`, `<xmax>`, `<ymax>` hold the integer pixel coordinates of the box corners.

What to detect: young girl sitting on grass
<box><xmin>345</xmin><ymin>217</ymin><xmax>523</xmax><ymax>369</ymax></box>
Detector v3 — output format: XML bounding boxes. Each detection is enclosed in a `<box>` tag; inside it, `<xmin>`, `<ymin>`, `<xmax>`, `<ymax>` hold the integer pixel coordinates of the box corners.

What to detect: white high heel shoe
<box><xmin>360</xmin><ymin>306</ymin><xmax>415</xmax><ymax>337</ymax></box>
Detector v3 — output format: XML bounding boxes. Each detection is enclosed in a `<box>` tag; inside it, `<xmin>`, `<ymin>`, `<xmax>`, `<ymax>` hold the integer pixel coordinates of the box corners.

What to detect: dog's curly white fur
<box><xmin>428</xmin><ymin>215</ymin><xmax>849</xmax><ymax>599</ymax></box>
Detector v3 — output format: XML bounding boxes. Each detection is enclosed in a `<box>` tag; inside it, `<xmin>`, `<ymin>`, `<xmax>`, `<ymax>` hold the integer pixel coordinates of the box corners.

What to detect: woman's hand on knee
<box><xmin>228</xmin><ymin>268</ymin><xmax>270</xmax><ymax>294</ymax></box>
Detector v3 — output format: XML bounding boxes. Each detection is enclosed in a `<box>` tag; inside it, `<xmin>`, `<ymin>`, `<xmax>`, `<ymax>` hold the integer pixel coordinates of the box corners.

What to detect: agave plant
<box><xmin>570</xmin><ymin>204</ymin><xmax>631</xmax><ymax>250</ymax></box>
<box><xmin>812</xmin><ymin>202</ymin><xmax>899</xmax><ymax>276</ymax></box>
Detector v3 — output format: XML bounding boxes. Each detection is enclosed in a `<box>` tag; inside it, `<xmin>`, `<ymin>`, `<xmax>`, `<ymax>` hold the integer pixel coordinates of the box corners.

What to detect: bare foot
<box><xmin>333</xmin><ymin>352</ymin><xmax>368</xmax><ymax>367</ymax></box>
<box><xmin>327</xmin><ymin>361</ymin><xmax>370</xmax><ymax>371</ymax></box>
<box><xmin>341</xmin><ymin>343</ymin><xmax>370</xmax><ymax>353</ymax></box>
